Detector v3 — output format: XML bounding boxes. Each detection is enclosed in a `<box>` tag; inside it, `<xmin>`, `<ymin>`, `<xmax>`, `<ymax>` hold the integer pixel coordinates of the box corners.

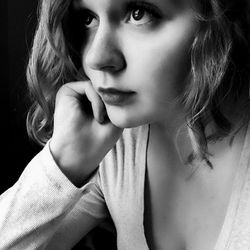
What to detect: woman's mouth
<box><xmin>98</xmin><ymin>87</ymin><xmax>136</xmax><ymax>106</ymax></box>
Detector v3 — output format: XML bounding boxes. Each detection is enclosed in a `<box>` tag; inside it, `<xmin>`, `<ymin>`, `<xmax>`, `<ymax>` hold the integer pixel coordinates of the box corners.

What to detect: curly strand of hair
<box><xmin>184</xmin><ymin>0</ymin><xmax>234</xmax><ymax>167</ymax></box>
<box><xmin>26</xmin><ymin>0</ymin><xmax>77</xmax><ymax>145</ymax></box>
<box><xmin>185</xmin><ymin>0</ymin><xmax>250</xmax><ymax>168</ymax></box>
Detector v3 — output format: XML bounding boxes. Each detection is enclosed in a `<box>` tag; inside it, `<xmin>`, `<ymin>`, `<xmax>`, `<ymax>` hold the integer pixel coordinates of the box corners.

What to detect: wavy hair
<box><xmin>184</xmin><ymin>0</ymin><xmax>250</xmax><ymax>166</ymax></box>
<box><xmin>26</xmin><ymin>0</ymin><xmax>250</xmax><ymax>166</ymax></box>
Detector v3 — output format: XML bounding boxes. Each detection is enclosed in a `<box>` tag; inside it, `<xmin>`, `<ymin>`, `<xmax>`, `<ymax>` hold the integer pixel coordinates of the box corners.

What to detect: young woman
<box><xmin>1</xmin><ymin>0</ymin><xmax>250</xmax><ymax>249</ymax></box>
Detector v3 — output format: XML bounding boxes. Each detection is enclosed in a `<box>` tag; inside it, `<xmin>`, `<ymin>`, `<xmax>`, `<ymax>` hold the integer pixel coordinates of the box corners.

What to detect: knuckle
<box><xmin>55</xmin><ymin>83</ymin><xmax>73</xmax><ymax>102</ymax></box>
<box><xmin>85</xmin><ymin>81</ymin><xmax>93</xmax><ymax>92</ymax></box>
<box><xmin>56</xmin><ymin>85</ymin><xmax>67</xmax><ymax>99</ymax></box>
<box><xmin>59</xmin><ymin>83</ymin><xmax>71</xmax><ymax>92</ymax></box>
<box><xmin>55</xmin><ymin>81</ymin><xmax>91</xmax><ymax>103</ymax></box>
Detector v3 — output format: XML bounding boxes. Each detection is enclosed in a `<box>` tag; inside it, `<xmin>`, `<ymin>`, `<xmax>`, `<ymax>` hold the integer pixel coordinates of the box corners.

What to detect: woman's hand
<box><xmin>50</xmin><ymin>81</ymin><xmax>123</xmax><ymax>187</ymax></box>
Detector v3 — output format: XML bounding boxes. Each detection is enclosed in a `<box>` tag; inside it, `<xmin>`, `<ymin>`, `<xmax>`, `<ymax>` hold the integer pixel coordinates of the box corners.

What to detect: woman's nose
<box><xmin>84</xmin><ymin>27</ymin><xmax>126</xmax><ymax>73</ymax></box>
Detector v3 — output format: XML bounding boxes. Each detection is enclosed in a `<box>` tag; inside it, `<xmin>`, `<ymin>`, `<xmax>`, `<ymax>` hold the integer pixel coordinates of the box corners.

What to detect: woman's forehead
<box><xmin>73</xmin><ymin>0</ymin><xmax>191</xmax><ymax>11</ymax></box>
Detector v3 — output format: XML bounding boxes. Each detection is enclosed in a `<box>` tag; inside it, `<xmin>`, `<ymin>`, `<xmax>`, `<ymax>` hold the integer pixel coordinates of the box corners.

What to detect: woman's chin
<box><xmin>107</xmin><ymin>112</ymin><xmax>144</xmax><ymax>129</ymax></box>
<box><xmin>108</xmin><ymin>117</ymin><xmax>137</xmax><ymax>129</ymax></box>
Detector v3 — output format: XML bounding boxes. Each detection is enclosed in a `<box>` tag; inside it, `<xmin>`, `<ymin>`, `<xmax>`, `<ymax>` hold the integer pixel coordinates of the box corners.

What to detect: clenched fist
<box><xmin>50</xmin><ymin>81</ymin><xmax>123</xmax><ymax>187</ymax></box>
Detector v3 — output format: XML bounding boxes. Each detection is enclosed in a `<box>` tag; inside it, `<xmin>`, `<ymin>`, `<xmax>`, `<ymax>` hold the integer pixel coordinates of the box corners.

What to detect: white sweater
<box><xmin>0</xmin><ymin>124</ymin><xmax>250</xmax><ymax>250</ymax></box>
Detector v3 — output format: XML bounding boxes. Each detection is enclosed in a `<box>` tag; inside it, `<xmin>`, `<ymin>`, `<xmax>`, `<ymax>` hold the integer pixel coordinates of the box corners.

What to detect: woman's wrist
<box><xmin>48</xmin><ymin>140</ymin><xmax>95</xmax><ymax>187</ymax></box>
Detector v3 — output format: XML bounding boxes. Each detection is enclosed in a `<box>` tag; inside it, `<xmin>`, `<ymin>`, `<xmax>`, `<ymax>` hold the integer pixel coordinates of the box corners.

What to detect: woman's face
<box><xmin>74</xmin><ymin>0</ymin><xmax>198</xmax><ymax>128</ymax></box>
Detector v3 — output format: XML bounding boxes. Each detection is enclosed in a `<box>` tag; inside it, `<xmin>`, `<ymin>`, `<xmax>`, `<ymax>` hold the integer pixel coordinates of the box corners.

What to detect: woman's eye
<box><xmin>129</xmin><ymin>8</ymin><xmax>152</xmax><ymax>25</ymax></box>
<box><xmin>127</xmin><ymin>3</ymin><xmax>162</xmax><ymax>26</ymax></box>
<box><xmin>81</xmin><ymin>3</ymin><xmax>162</xmax><ymax>29</ymax></box>
<box><xmin>83</xmin><ymin>13</ymin><xmax>98</xmax><ymax>29</ymax></box>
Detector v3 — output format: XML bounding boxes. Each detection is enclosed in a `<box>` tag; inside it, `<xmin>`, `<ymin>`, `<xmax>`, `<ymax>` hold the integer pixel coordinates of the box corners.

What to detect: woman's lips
<box><xmin>98</xmin><ymin>87</ymin><xmax>136</xmax><ymax>106</ymax></box>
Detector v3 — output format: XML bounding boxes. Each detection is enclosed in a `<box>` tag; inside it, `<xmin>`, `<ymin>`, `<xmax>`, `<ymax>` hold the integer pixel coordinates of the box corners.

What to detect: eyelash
<box><xmin>126</xmin><ymin>1</ymin><xmax>162</xmax><ymax>21</ymax></box>
<box><xmin>82</xmin><ymin>1</ymin><xmax>162</xmax><ymax>29</ymax></box>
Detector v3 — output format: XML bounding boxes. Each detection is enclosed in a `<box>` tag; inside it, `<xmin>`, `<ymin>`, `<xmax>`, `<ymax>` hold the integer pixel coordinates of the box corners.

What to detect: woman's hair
<box><xmin>184</xmin><ymin>0</ymin><xmax>250</xmax><ymax>165</ymax></box>
<box><xmin>26</xmin><ymin>0</ymin><xmax>250</xmax><ymax>165</ymax></box>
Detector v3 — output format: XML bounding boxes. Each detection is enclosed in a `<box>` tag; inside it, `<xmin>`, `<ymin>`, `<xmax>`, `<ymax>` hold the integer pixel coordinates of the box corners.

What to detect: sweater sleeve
<box><xmin>0</xmin><ymin>142</ymin><xmax>108</xmax><ymax>249</ymax></box>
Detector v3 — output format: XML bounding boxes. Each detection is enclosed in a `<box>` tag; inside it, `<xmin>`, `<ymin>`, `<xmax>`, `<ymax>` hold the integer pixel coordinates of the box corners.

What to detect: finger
<box><xmin>61</xmin><ymin>81</ymin><xmax>89</xmax><ymax>97</ymax></box>
<box><xmin>55</xmin><ymin>81</ymin><xmax>87</xmax><ymax>106</ymax></box>
<box><xmin>84</xmin><ymin>83</ymin><xmax>106</xmax><ymax>123</ymax></box>
<box><xmin>58</xmin><ymin>81</ymin><xmax>106</xmax><ymax>123</ymax></box>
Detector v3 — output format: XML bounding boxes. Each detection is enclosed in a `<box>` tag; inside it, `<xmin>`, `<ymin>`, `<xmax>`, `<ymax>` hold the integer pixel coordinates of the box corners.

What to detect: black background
<box><xmin>7</xmin><ymin>1</ymin><xmax>116</xmax><ymax>249</ymax></box>
<box><xmin>7</xmin><ymin>0</ymin><xmax>41</xmax><ymax>194</ymax></box>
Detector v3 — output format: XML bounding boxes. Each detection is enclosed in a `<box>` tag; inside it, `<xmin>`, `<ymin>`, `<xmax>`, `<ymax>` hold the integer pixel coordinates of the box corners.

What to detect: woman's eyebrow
<box><xmin>73</xmin><ymin>0</ymin><xmax>161</xmax><ymax>9</ymax></box>
<box><xmin>72</xmin><ymin>0</ymin><xmax>182</xmax><ymax>14</ymax></box>
<box><xmin>72</xmin><ymin>0</ymin><xmax>86</xmax><ymax>10</ymax></box>
<box><xmin>123</xmin><ymin>0</ymin><xmax>185</xmax><ymax>13</ymax></box>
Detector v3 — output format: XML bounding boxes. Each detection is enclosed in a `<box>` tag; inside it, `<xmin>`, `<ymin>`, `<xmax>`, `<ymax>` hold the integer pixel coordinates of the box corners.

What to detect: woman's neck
<box><xmin>149</xmin><ymin>120</ymin><xmax>193</xmax><ymax>174</ymax></box>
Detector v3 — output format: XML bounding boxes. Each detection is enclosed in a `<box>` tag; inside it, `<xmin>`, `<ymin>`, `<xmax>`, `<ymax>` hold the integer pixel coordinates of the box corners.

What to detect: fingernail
<box><xmin>98</xmin><ymin>110</ymin><xmax>105</xmax><ymax>124</ymax></box>
<box><xmin>99</xmin><ymin>114</ymin><xmax>105</xmax><ymax>123</ymax></box>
